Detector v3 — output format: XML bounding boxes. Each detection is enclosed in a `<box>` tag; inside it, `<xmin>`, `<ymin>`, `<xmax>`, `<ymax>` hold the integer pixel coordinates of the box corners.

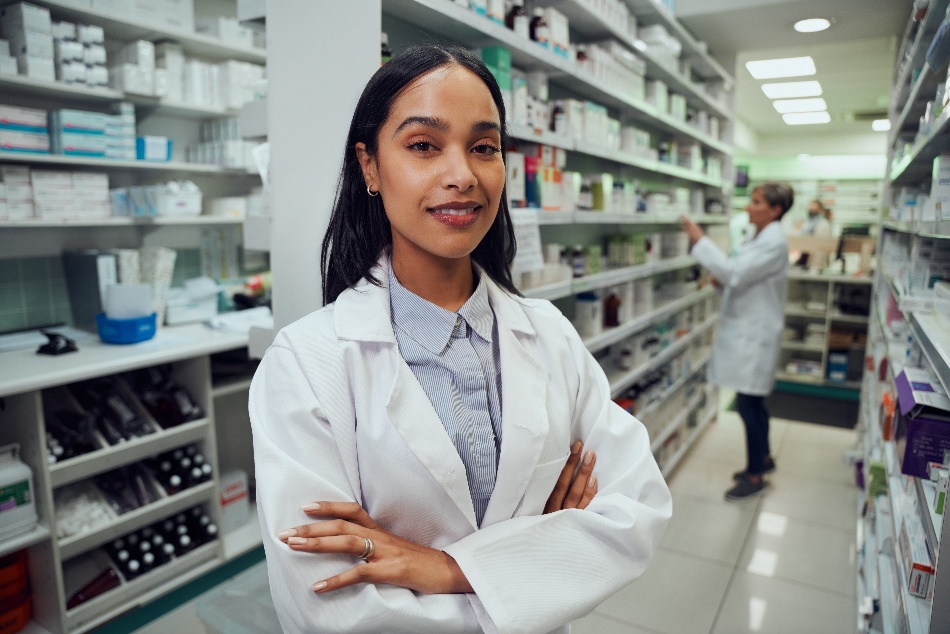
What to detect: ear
<box><xmin>355</xmin><ymin>142</ymin><xmax>379</xmax><ymax>193</ymax></box>
<box><xmin>769</xmin><ymin>204</ymin><xmax>783</xmax><ymax>221</ymax></box>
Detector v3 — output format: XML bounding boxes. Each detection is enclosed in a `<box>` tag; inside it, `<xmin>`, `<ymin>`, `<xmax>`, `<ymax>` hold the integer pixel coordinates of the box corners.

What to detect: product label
<box><xmin>0</xmin><ymin>481</ymin><xmax>31</xmax><ymax>512</ymax></box>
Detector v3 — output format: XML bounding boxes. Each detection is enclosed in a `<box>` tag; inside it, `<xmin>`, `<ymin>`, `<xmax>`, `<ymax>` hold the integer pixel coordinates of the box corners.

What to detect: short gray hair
<box><xmin>753</xmin><ymin>182</ymin><xmax>794</xmax><ymax>218</ymax></box>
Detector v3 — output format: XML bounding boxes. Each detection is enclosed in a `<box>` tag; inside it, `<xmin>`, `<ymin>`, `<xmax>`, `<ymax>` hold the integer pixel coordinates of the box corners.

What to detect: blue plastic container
<box><xmin>96</xmin><ymin>313</ymin><xmax>157</xmax><ymax>344</ymax></box>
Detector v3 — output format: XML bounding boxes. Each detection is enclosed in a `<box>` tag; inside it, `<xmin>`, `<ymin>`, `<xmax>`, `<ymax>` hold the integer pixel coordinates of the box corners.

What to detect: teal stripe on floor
<box><xmin>91</xmin><ymin>547</ymin><xmax>266</xmax><ymax>633</ymax></box>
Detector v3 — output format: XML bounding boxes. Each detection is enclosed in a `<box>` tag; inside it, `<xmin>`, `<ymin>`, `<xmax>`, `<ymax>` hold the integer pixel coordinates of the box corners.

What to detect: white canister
<box><xmin>0</xmin><ymin>444</ymin><xmax>37</xmax><ymax>541</ymax></box>
<box><xmin>574</xmin><ymin>293</ymin><xmax>602</xmax><ymax>338</ymax></box>
<box><xmin>619</xmin><ymin>281</ymin><xmax>635</xmax><ymax>323</ymax></box>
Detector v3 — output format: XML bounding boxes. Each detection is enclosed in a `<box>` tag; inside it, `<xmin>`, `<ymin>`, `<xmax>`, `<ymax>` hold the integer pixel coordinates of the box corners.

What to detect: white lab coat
<box><xmin>691</xmin><ymin>221</ymin><xmax>788</xmax><ymax>396</ymax></box>
<box><xmin>249</xmin><ymin>253</ymin><xmax>672</xmax><ymax>634</ymax></box>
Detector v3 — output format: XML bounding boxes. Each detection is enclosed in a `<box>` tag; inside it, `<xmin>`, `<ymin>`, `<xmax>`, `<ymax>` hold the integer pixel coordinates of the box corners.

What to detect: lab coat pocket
<box><xmin>513</xmin><ymin>453</ymin><xmax>570</xmax><ymax>516</ymax></box>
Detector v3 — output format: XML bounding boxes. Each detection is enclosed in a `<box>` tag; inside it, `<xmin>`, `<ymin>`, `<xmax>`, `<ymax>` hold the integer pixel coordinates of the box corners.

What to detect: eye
<box><xmin>406</xmin><ymin>141</ymin><xmax>436</xmax><ymax>153</ymax></box>
<box><xmin>472</xmin><ymin>143</ymin><xmax>501</xmax><ymax>155</ymax></box>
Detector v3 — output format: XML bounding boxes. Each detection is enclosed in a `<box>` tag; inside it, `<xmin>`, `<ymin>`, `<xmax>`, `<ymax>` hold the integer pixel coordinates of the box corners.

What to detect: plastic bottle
<box><xmin>505</xmin><ymin>0</ymin><xmax>529</xmax><ymax>39</ymax></box>
<box><xmin>529</xmin><ymin>8</ymin><xmax>549</xmax><ymax>48</ymax></box>
<box><xmin>0</xmin><ymin>445</ymin><xmax>37</xmax><ymax>540</ymax></box>
<box><xmin>550</xmin><ymin>100</ymin><xmax>565</xmax><ymax>135</ymax></box>
<box><xmin>572</xmin><ymin>245</ymin><xmax>586</xmax><ymax>278</ymax></box>
<box><xmin>381</xmin><ymin>32</ymin><xmax>393</xmax><ymax>66</ymax></box>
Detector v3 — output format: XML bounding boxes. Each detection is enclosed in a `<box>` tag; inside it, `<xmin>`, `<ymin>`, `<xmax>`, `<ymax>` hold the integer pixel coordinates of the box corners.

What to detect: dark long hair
<box><xmin>320</xmin><ymin>44</ymin><xmax>519</xmax><ymax>305</ymax></box>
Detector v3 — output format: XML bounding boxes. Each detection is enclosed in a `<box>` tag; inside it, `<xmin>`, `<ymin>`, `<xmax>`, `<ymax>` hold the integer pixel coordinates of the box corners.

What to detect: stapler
<box><xmin>37</xmin><ymin>331</ymin><xmax>78</xmax><ymax>356</ymax></box>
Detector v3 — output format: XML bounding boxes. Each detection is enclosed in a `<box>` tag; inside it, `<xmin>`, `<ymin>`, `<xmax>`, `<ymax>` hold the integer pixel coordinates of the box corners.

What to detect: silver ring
<box><xmin>366</xmin><ymin>186</ymin><xmax>379</xmax><ymax>197</ymax></box>
<box><xmin>359</xmin><ymin>537</ymin><xmax>375</xmax><ymax>559</ymax></box>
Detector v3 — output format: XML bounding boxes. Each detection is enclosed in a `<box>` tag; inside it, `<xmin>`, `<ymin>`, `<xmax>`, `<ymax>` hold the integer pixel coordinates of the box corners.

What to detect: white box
<box><xmin>81</xmin><ymin>43</ymin><xmax>106</xmax><ymax>65</ymax></box>
<box><xmin>0</xmin><ymin>165</ymin><xmax>30</xmax><ymax>183</ymax></box>
<box><xmin>76</xmin><ymin>23</ymin><xmax>103</xmax><ymax>45</ymax></box>
<box><xmin>0</xmin><ymin>55</ymin><xmax>15</xmax><ymax>76</ymax></box>
<box><xmin>90</xmin><ymin>0</ymin><xmax>132</xmax><ymax>16</ymax></box>
<box><xmin>160</xmin><ymin>0</ymin><xmax>194</xmax><ymax>32</ymax></box>
<box><xmin>6</xmin><ymin>201</ymin><xmax>33</xmax><ymax>219</ymax></box>
<box><xmin>0</xmin><ymin>128</ymin><xmax>49</xmax><ymax>152</ymax></box>
<box><xmin>117</xmin><ymin>39</ymin><xmax>154</xmax><ymax>69</ymax></box>
<box><xmin>86</xmin><ymin>63</ymin><xmax>108</xmax><ymax>87</ymax></box>
<box><xmin>209</xmin><ymin>196</ymin><xmax>246</xmax><ymax>218</ymax></box>
<box><xmin>0</xmin><ymin>104</ymin><xmax>46</xmax><ymax>129</ymax></box>
<box><xmin>16</xmin><ymin>53</ymin><xmax>54</xmax><ymax>80</ymax></box>
<box><xmin>54</xmin><ymin>39</ymin><xmax>83</xmax><ymax>63</ymax></box>
<box><xmin>132</xmin><ymin>0</ymin><xmax>162</xmax><ymax>26</ymax></box>
<box><xmin>156</xmin><ymin>190</ymin><xmax>201</xmax><ymax>216</ymax></box>
<box><xmin>72</xmin><ymin>171</ymin><xmax>108</xmax><ymax>189</ymax></box>
<box><xmin>3</xmin><ymin>183</ymin><xmax>32</xmax><ymax>202</ymax></box>
<box><xmin>51</xmin><ymin>20</ymin><xmax>76</xmax><ymax>41</ymax></box>
<box><xmin>0</xmin><ymin>3</ymin><xmax>52</xmax><ymax>35</ymax></box>
<box><xmin>218</xmin><ymin>469</ymin><xmax>250</xmax><ymax>533</ymax></box>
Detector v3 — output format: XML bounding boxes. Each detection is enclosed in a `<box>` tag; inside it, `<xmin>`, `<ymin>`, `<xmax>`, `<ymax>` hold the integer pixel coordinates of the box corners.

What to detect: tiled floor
<box><xmin>133</xmin><ymin>393</ymin><xmax>860</xmax><ymax>633</ymax></box>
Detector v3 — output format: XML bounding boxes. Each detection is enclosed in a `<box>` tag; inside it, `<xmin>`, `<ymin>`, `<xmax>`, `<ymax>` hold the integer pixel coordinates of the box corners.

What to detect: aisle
<box><xmin>132</xmin><ymin>395</ymin><xmax>860</xmax><ymax>634</ymax></box>
<box><xmin>573</xmin><ymin>396</ymin><xmax>859</xmax><ymax>634</ymax></box>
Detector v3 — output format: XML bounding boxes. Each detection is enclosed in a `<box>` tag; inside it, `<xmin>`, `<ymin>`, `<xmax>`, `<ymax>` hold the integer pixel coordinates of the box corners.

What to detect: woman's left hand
<box><xmin>278</xmin><ymin>502</ymin><xmax>473</xmax><ymax>595</ymax></box>
<box><xmin>679</xmin><ymin>215</ymin><xmax>704</xmax><ymax>245</ymax></box>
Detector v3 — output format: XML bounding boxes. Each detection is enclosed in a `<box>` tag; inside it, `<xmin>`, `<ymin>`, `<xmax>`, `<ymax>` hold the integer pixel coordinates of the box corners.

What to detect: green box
<box><xmin>480</xmin><ymin>46</ymin><xmax>511</xmax><ymax>72</ymax></box>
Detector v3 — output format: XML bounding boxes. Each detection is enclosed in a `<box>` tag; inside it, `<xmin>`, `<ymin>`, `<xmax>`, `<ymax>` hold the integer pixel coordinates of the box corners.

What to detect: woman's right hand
<box><xmin>543</xmin><ymin>440</ymin><xmax>597</xmax><ymax>514</ymax></box>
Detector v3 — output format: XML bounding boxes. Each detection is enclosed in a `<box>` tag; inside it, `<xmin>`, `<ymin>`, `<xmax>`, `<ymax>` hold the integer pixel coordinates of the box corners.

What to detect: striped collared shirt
<box><xmin>388</xmin><ymin>264</ymin><xmax>503</xmax><ymax>526</ymax></box>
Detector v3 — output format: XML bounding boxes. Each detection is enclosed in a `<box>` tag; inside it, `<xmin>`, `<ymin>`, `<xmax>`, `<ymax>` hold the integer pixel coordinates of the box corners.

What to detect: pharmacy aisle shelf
<box><xmin>908</xmin><ymin>313</ymin><xmax>950</xmax><ymax>393</ymax></box>
<box><xmin>660</xmin><ymin>394</ymin><xmax>718</xmax><ymax>479</ymax></box>
<box><xmin>211</xmin><ymin>376</ymin><xmax>255</xmax><ymax>400</ymax></box>
<box><xmin>22</xmin><ymin>0</ymin><xmax>266</xmax><ymax>64</ymax></box>
<box><xmin>533</xmin><ymin>210</ymin><xmax>730</xmax><ymax>225</ymax></box>
<box><xmin>534</xmin><ymin>210</ymin><xmax>576</xmax><ymax>225</ymax></box>
<box><xmin>0</xmin><ymin>153</ymin><xmax>251</xmax><ymax>175</ymax></box>
<box><xmin>583</xmin><ymin>286</ymin><xmax>715</xmax><ymax>353</ymax></box>
<box><xmin>572</xmin><ymin>255</ymin><xmax>696</xmax><ymax>293</ymax></box>
<box><xmin>635</xmin><ymin>353</ymin><xmax>711</xmax><ymax>422</ymax></box>
<box><xmin>0</xmin><ymin>524</ymin><xmax>51</xmax><ymax>560</ymax></box>
<box><xmin>889</xmin><ymin>107</ymin><xmax>950</xmax><ymax>186</ymax></box>
<box><xmin>606</xmin><ymin>316</ymin><xmax>717</xmax><ymax>398</ymax></box>
<box><xmin>0</xmin><ymin>216</ymin><xmax>243</xmax><ymax>228</ymax></box>
<box><xmin>886</xmin><ymin>474</ymin><xmax>932</xmax><ymax>634</ymax></box>
<box><xmin>509</xmin><ymin>123</ymin><xmax>574</xmax><ymax>151</ymax></box>
<box><xmin>522</xmin><ymin>280</ymin><xmax>573</xmax><ymax>301</ymax></box>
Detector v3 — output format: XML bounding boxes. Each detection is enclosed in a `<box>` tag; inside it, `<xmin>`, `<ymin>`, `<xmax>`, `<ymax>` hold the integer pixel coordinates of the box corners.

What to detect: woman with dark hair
<box><xmin>680</xmin><ymin>182</ymin><xmax>792</xmax><ymax>502</ymax></box>
<box><xmin>250</xmin><ymin>44</ymin><xmax>671</xmax><ymax>633</ymax></box>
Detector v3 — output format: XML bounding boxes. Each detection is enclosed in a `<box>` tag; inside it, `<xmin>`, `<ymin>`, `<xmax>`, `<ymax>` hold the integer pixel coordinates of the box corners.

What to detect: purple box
<box><xmin>895</xmin><ymin>368</ymin><xmax>950</xmax><ymax>479</ymax></box>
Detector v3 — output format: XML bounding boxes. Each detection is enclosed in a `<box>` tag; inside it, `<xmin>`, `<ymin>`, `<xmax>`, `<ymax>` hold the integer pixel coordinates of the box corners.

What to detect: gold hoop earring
<box><xmin>367</xmin><ymin>186</ymin><xmax>379</xmax><ymax>197</ymax></box>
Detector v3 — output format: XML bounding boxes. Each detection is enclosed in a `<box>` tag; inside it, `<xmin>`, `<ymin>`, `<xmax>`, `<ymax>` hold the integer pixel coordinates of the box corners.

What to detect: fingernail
<box><xmin>312</xmin><ymin>581</ymin><xmax>327</xmax><ymax>592</ymax></box>
<box><xmin>278</xmin><ymin>529</ymin><xmax>296</xmax><ymax>539</ymax></box>
<box><xmin>288</xmin><ymin>536</ymin><xmax>307</xmax><ymax>545</ymax></box>
<box><xmin>588</xmin><ymin>475</ymin><xmax>596</xmax><ymax>488</ymax></box>
<box><xmin>584</xmin><ymin>450</ymin><xmax>593</xmax><ymax>465</ymax></box>
<box><xmin>302</xmin><ymin>503</ymin><xmax>321</xmax><ymax>512</ymax></box>
<box><xmin>571</xmin><ymin>441</ymin><xmax>581</xmax><ymax>455</ymax></box>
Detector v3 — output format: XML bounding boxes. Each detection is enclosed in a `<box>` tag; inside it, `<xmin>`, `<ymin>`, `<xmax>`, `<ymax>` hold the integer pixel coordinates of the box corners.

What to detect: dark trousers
<box><xmin>736</xmin><ymin>393</ymin><xmax>771</xmax><ymax>475</ymax></box>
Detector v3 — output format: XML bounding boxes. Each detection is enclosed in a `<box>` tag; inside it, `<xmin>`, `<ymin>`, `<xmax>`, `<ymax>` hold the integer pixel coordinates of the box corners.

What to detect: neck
<box><xmin>391</xmin><ymin>248</ymin><xmax>476</xmax><ymax>312</ymax></box>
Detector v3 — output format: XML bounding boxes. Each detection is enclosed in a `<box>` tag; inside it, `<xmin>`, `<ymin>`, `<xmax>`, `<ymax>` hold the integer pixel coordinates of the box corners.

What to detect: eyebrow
<box><xmin>392</xmin><ymin>116</ymin><xmax>501</xmax><ymax>137</ymax></box>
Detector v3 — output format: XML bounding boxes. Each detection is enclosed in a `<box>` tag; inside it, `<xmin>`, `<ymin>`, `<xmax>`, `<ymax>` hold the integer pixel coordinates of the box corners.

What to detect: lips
<box><xmin>428</xmin><ymin>202</ymin><xmax>482</xmax><ymax>227</ymax></box>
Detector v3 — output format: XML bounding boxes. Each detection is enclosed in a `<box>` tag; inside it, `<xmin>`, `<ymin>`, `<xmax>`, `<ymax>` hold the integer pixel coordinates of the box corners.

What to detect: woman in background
<box><xmin>249</xmin><ymin>44</ymin><xmax>671</xmax><ymax>633</ymax></box>
<box><xmin>680</xmin><ymin>182</ymin><xmax>792</xmax><ymax>501</ymax></box>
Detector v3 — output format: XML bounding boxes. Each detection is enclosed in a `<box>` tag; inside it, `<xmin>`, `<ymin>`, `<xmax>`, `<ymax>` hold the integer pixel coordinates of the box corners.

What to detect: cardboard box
<box><xmin>895</xmin><ymin>367</ymin><xmax>950</xmax><ymax>479</ymax></box>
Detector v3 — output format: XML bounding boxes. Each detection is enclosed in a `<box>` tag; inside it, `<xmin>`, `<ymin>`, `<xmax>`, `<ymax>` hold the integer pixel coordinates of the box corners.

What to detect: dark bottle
<box><xmin>66</xmin><ymin>568</ymin><xmax>121</xmax><ymax>609</ymax></box>
<box><xmin>505</xmin><ymin>1</ymin><xmax>529</xmax><ymax>39</ymax></box>
<box><xmin>604</xmin><ymin>292</ymin><xmax>621</xmax><ymax>327</ymax></box>
<box><xmin>529</xmin><ymin>8</ymin><xmax>549</xmax><ymax>47</ymax></box>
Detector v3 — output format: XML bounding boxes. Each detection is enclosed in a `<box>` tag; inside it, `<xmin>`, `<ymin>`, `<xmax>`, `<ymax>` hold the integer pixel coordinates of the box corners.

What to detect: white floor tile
<box><xmin>661</xmin><ymin>496</ymin><xmax>757</xmax><ymax>566</ymax></box>
<box><xmin>596</xmin><ymin>549</ymin><xmax>733</xmax><ymax>634</ymax></box>
<box><xmin>132</xmin><ymin>602</ymin><xmax>203</xmax><ymax>634</ymax></box>
<box><xmin>781</xmin><ymin>421</ymin><xmax>858</xmax><ymax>450</ymax></box>
<box><xmin>774</xmin><ymin>438</ymin><xmax>859</xmax><ymax>487</ymax></box>
<box><xmin>712</xmin><ymin>570</ymin><xmax>856</xmax><ymax>634</ymax></box>
<box><xmin>737</xmin><ymin>513</ymin><xmax>857</xmax><ymax>596</ymax></box>
<box><xmin>571</xmin><ymin>612</ymin><xmax>661</xmax><ymax>634</ymax></box>
<box><xmin>667</xmin><ymin>456</ymin><xmax>742</xmax><ymax>504</ymax></box>
<box><xmin>758</xmin><ymin>471</ymin><xmax>858</xmax><ymax>532</ymax></box>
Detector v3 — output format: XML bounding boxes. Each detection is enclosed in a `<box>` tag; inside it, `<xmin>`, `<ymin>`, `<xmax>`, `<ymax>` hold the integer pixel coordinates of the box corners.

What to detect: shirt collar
<box><xmin>388</xmin><ymin>263</ymin><xmax>494</xmax><ymax>354</ymax></box>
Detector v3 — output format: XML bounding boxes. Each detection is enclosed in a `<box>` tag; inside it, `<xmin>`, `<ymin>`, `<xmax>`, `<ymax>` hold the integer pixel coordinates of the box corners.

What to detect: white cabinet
<box><xmin>0</xmin><ymin>325</ymin><xmax>255</xmax><ymax>634</ymax></box>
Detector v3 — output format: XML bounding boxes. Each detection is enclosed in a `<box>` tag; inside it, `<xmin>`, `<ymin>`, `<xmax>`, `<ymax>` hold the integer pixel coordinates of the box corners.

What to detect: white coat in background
<box><xmin>690</xmin><ymin>220</ymin><xmax>788</xmax><ymax>396</ymax></box>
<box><xmin>249</xmin><ymin>253</ymin><xmax>672</xmax><ymax>634</ymax></box>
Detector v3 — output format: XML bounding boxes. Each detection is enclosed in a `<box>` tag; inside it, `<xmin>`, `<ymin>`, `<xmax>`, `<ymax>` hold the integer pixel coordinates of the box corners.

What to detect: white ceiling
<box><xmin>673</xmin><ymin>0</ymin><xmax>912</xmax><ymax>137</ymax></box>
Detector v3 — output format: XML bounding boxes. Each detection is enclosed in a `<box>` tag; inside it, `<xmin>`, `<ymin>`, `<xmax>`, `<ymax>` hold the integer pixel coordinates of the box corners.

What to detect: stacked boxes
<box><xmin>217</xmin><ymin>60</ymin><xmax>266</xmax><ymax>109</ymax></box>
<box><xmin>111</xmin><ymin>39</ymin><xmax>156</xmax><ymax>96</ymax></box>
<box><xmin>195</xmin><ymin>16</ymin><xmax>253</xmax><ymax>48</ymax></box>
<box><xmin>31</xmin><ymin>170</ymin><xmax>110</xmax><ymax>219</ymax></box>
<box><xmin>187</xmin><ymin>118</ymin><xmax>255</xmax><ymax>168</ymax></box>
<box><xmin>0</xmin><ymin>37</ymin><xmax>17</xmax><ymax>76</ymax></box>
<box><xmin>0</xmin><ymin>165</ymin><xmax>33</xmax><ymax>220</ymax></box>
<box><xmin>90</xmin><ymin>0</ymin><xmax>195</xmax><ymax>33</ymax></box>
<box><xmin>0</xmin><ymin>104</ymin><xmax>49</xmax><ymax>154</ymax></box>
<box><xmin>108</xmin><ymin>102</ymin><xmax>136</xmax><ymax>160</ymax></box>
<box><xmin>0</xmin><ymin>2</ymin><xmax>54</xmax><ymax>81</ymax></box>
<box><xmin>156</xmin><ymin>43</ymin><xmax>185</xmax><ymax>101</ymax></box>
<box><xmin>49</xmin><ymin>108</ymin><xmax>106</xmax><ymax>157</ymax></box>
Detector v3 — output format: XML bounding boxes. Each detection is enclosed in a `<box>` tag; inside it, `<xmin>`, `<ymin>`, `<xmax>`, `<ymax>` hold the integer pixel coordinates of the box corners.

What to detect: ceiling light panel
<box><xmin>773</xmin><ymin>98</ymin><xmax>828</xmax><ymax>114</ymax></box>
<box><xmin>783</xmin><ymin>112</ymin><xmax>831</xmax><ymax>125</ymax></box>
<box><xmin>761</xmin><ymin>81</ymin><xmax>823</xmax><ymax>99</ymax></box>
<box><xmin>794</xmin><ymin>18</ymin><xmax>831</xmax><ymax>33</ymax></box>
<box><xmin>745</xmin><ymin>56</ymin><xmax>816</xmax><ymax>80</ymax></box>
<box><xmin>872</xmin><ymin>119</ymin><xmax>891</xmax><ymax>131</ymax></box>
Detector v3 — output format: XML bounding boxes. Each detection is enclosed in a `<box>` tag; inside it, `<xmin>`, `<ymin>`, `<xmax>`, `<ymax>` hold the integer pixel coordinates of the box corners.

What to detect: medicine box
<box><xmin>0</xmin><ymin>104</ymin><xmax>47</xmax><ymax>131</ymax></box>
<box><xmin>894</xmin><ymin>367</ymin><xmax>950</xmax><ymax>479</ymax></box>
<box><xmin>218</xmin><ymin>469</ymin><xmax>250</xmax><ymax>533</ymax></box>
<box><xmin>898</xmin><ymin>511</ymin><xmax>935</xmax><ymax>599</ymax></box>
<box><xmin>136</xmin><ymin>136</ymin><xmax>172</xmax><ymax>161</ymax></box>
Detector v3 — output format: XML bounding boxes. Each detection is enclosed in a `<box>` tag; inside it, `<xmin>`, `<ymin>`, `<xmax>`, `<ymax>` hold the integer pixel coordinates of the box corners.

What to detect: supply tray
<box><xmin>43</xmin><ymin>372</ymin><xmax>209</xmax><ymax>489</ymax></box>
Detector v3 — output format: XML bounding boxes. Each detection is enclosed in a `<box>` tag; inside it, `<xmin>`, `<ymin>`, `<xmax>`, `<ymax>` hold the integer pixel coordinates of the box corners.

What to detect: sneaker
<box><xmin>732</xmin><ymin>455</ymin><xmax>776</xmax><ymax>480</ymax></box>
<box><xmin>725</xmin><ymin>475</ymin><xmax>765</xmax><ymax>502</ymax></box>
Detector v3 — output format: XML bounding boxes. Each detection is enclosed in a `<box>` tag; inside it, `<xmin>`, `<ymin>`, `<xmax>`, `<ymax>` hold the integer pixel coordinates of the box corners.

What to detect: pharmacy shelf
<box><xmin>49</xmin><ymin>419</ymin><xmax>211</xmax><ymax>489</ymax></box>
<box><xmin>57</xmin><ymin>481</ymin><xmax>216</xmax><ymax>560</ymax></box>
<box><xmin>651</xmin><ymin>389</ymin><xmax>705</xmax><ymax>453</ymax></box>
<box><xmin>508</xmin><ymin>124</ymin><xmax>574</xmax><ymax>152</ymax></box>
<box><xmin>660</xmin><ymin>396</ymin><xmax>717</xmax><ymax>478</ymax></box>
<box><xmin>380</xmin><ymin>0</ymin><xmax>731</xmax><ymax>155</ymax></box>
<box><xmin>889</xmin><ymin>106</ymin><xmax>950</xmax><ymax>186</ymax></box>
<box><xmin>889</xmin><ymin>0</ymin><xmax>950</xmax><ymax>143</ymax></box>
<box><xmin>606</xmin><ymin>316</ymin><xmax>717</xmax><ymax>398</ymax></box>
<box><xmin>546</xmin><ymin>0</ymin><xmax>731</xmax><ymax>119</ymax></box>
<box><xmin>25</xmin><ymin>0</ymin><xmax>266</xmax><ymax>64</ymax></box>
<box><xmin>886</xmin><ymin>473</ymin><xmax>932</xmax><ymax>634</ymax></box>
<box><xmin>633</xmin><ymin>352</ymin><xmax>711</xmax><ymax>422</ymax></box>
<box><xmin>787</xmin><ymin>270</ymin><xmax>875</xmax><ymax>285</ymax></box>
<box><xmin>916</xmin><ymin>478</ymin><xmax>943</xmax><ymax>553</ymax></box>
<box><xmin>522</xmin><ymin>255</ymin><xmax>698</xmax><ymax>302</ymax></box>
<box><xmin>210</xmin><ymin>376</ymin><xmax>254</xmax><ymax>400</ymax></box>
<box><xmin>0</xmin><ymin>152</ymin><xmax>254</xmax><ymax>175</ymax></box>
<box><xmin>780</xmin><ymin>341</ymin><xmax>826</xmax><ymax>352</ymax></box>
<box><xmin>0</xmin><ymin>523</ymin><xmax>51</xmax><ymax>559</ymax></box>
<box><xmin>0</xmin><ymin>75</ymin><xmax>242</xmax><ymax>119</ymax></box>
<box><xmin>0</xmin><ymin>216</ymin><xmax>243</xmax><ymax>228</ymax></box>
<box><xmin>625</xmin><ymin>1</ymin><xmax>731</xmax><ymax>84</ymax></box>
<box><xmin>775</xmin><ymin>373</ymin><xmax>862</xmax><ymax>390</ymax></box>
<box><xmin>223</xmin><ymin>502</ymin><xmax>261</xmax><ymax>561</ymax></box>
<box><xmin>583</xmin><ymin>285</ymin><xmax>714</xmax><ymax>353</ymax></box>
<box><xmin>784</xmin><ymin>306</ymin><xmax>827</xmax><ymax>319</ymax></box>
<box><xmin>829</xmin><ymin>311</ymin><xmax>871</xmax><ymax>325</ymax></box>
<box><xmin>908</xmin><ymin>312</ymin><xmax>950</xmax><ymax>396</ymax></box>
<box><xmin>532</xmin><ymin>209</ymin><xmax>729</xmax><ymax>225</ymax></box>
<box><xmin>881</xmin><ymin>220</ymin><xmax>950</xmax><ymax>239</ymax></box>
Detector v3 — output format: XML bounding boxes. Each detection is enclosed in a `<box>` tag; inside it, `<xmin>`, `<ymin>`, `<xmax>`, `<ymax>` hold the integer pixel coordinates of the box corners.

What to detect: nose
<box><xmin>440</xmin><ymin>147</ymin><xmax>477</xmax><ymax>192</ymax></box>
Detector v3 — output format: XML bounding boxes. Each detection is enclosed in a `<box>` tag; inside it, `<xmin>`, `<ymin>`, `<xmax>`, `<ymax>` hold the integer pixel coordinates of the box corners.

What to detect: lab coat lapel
<box><xmin>386</xmin><ymin>357</ymin><xmax>478</xmax><ymax>529</ymax></box>
<box><xmin>482</xmin><ymin>285</ymin><xmax>549</xmax><ymax>526</ymax></box>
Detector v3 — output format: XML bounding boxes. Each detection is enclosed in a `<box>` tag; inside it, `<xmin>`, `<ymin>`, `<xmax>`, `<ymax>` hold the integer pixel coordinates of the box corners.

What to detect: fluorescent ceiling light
<box><xmin>794</xmin><ymin>18</ymin><xmax>831</xmax><ymax>33</ymax></box>
<box><xmin>783</xmin><ymin>112</ymin><xmax>831</xmax><ymax>125</ymax></box>
<box><xmin>872</xmin><ymin>119</ymin><xmax>891</xmax><ymax>131</ymax></box>
<box><xmin>745</xmin><ymin>56</ymin><xmax>816</xmax><ymax>80</ymax></box>
<box><xmin>761</xmin><ymin>80</ymin><xmax>822</xmax><ymax>99</ymax></box>
<box><xmin>773</xmin><ymin>97</ymin><xmax>828</xmax><ymax>113</ymax></box>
